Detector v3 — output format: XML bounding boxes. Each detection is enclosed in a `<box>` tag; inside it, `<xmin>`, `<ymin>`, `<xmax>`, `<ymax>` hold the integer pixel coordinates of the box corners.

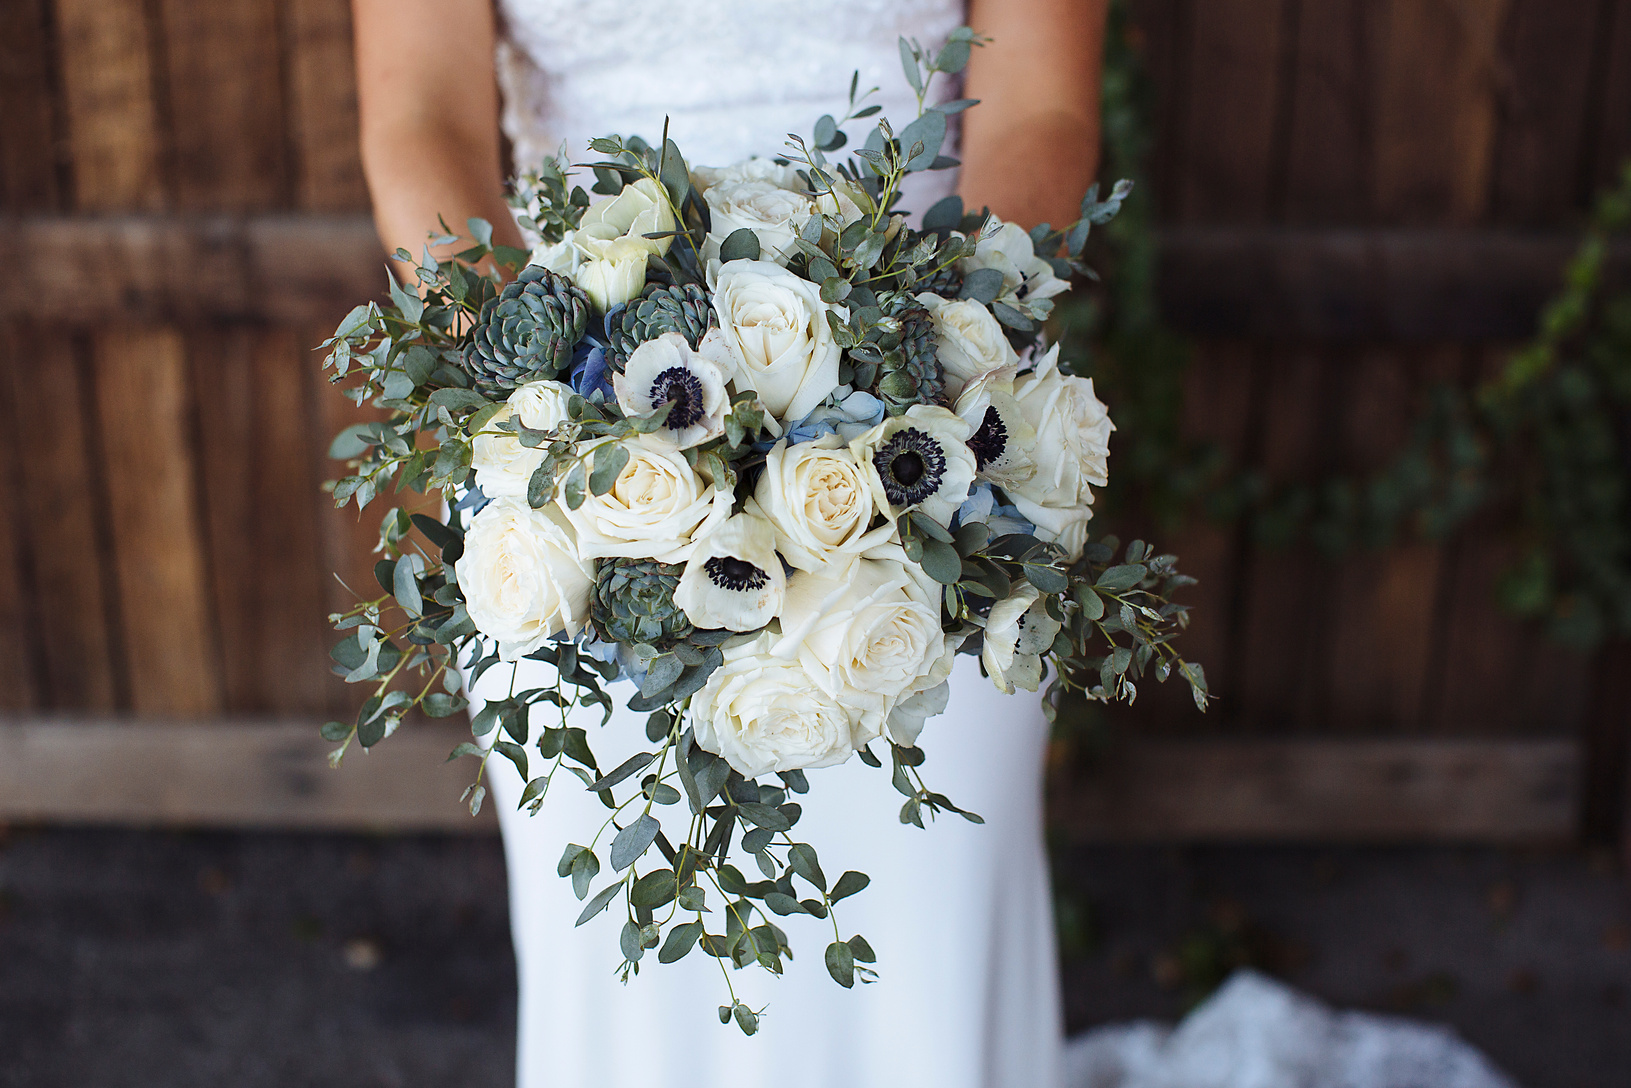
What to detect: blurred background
<box><xmin>1</xmin><ymin>0</ymin><xmax>1629</xmax><ymax>1085</ymax></box>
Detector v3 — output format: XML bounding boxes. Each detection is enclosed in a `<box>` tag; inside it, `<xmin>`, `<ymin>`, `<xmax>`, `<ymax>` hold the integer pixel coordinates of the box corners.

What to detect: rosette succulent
<box><xmin>589</xmin><ymin>557</ymin><xmax>694</xmax><ymax>649</ymax></box>
<box><xmin>874</xmin><ymin>295</ymin><xmax>946</xmax><ymax>416</ymax></box>
<box><xmin>463</xmin><ymin>266</ymin><xmax>590</xmax><ymax>397</ymax></box>
<box><xmin>607</xmin><ymin>282</ymin><xmax>717</xmax><ymax>371</ymax></box>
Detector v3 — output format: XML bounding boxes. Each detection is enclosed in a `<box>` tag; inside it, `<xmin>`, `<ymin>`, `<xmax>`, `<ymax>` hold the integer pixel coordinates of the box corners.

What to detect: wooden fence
<box><xmin>0</xmin><ymin>0</ymin><xmax>1627</xmax><ymax>842</ymax></box>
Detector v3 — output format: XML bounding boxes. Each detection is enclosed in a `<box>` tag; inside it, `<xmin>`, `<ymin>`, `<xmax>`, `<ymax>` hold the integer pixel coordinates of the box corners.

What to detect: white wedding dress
<box><xmin>473</xmin><ymin>5</ymin><xmax>1522</xmax><ymax>1088</ymax></box>
<box><xmin>477</xmin><ymin>4</ymin><xmax>1066</xmax><ymax>1088</ymax></box>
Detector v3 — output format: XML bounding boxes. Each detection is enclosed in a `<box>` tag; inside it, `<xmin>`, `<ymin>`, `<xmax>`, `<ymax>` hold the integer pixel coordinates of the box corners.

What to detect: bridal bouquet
<box><xmin>322</xmin><ymin>30</ymin><xmax>1206</xmax><ymax>1033</ymax></box>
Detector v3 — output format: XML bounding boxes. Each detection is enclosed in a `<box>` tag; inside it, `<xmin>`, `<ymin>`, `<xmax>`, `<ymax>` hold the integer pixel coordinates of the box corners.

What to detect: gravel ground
<box><xmin>0</xmin><ymin>827</ymin><xmax>1626</xmax><ymax>1087</ymax></box>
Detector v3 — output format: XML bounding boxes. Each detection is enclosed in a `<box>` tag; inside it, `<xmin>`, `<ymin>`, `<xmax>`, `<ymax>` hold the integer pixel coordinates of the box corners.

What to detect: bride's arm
<box><xmin>960</xmin><ymin>0</ymin><xmax>1109</xmax><ymax>230</ymax></box>
<box><xmin>352</xmin><ymin>0</ymin><xmax>523</xmax><ymax>275</ymax></box>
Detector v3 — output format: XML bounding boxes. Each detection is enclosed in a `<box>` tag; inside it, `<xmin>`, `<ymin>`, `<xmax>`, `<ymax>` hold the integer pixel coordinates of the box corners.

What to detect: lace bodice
<box><xmin>495</xmin><ymin>0</ymin><xmax>966</xmax><ymax>214</ymax></box>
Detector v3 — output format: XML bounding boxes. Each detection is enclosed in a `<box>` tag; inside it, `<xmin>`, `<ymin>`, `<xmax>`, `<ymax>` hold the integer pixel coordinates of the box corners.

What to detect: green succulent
<box><xmin>607</xmin><ymin>282</ymin><xmax>716</xmax><ymax>371</ymax></box>
<box><xmin>462</xmin><ymin>265</ymin><xmax>590</xmax><ymax>397</ymax></box>
<box><xmin>589</xmin><ymin>558</ymin><xmax>694</xmax><ymax>650</ymax></box>
<box><xmin>873</xmin><ymin>294</ymin><xmax>946</xmax><ymax>416</ymax></box>
<box><xmin>917</xmin><ymin>264</ymin><xmax>963</xmax><ymax>297</ymax></box>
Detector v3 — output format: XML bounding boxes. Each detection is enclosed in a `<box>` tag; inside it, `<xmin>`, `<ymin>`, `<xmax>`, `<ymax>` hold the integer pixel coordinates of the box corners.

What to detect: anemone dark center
<box><xmin>873</xmin><ymin>427</ymin><xmax>946</xmax><ymax>507</ymax></box>
<box><xmin>651</xmin><ymin>366</ymin><xmax>706</xmax><ymax>428</ymax></box>
<box><xmin>704</xmin><ymin>555</ymin><xmax>769</xmax><ymax>592</ymax></box>
<box><xmin>967</xmin><ymin>405</ymin><xmax>1008</xmax><ymax>470</ymax></box>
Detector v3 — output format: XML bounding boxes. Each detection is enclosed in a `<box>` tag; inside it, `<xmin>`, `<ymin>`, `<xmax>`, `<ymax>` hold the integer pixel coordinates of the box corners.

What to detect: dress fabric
<box><xmin>481</xmin><ymin>4</ymin><xmax>1064</xmax><ymax>1088</ymax></box>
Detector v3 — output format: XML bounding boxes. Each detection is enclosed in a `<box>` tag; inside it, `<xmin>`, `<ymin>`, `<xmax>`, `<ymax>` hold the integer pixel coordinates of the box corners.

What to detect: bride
<box><xmin>352</xmin><ymin>2</ymin><xmax>1106</xmax><ymax>1086</ymax></box>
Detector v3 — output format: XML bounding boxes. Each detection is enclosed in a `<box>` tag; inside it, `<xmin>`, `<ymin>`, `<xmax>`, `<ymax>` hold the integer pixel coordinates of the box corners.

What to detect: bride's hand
<box><xmin>353</xmin><ymin>0</ymin><xmax>524</xmax><ymax>279</ymax></box>
<box><xmin>960</xmin><ymin>0</ymin><xmax>1109</xmax><ymax>231</ymax></box>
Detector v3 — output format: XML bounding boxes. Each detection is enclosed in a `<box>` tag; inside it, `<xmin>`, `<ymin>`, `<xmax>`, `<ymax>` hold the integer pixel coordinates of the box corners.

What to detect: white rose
<box><xmin>691</xmin><ymin>630</ymin><xmax>861</xmax><ymax>778</ymax></box>
<box><xmin>710</xmin><ymin>259</ymin><xmax>844</xmax><ymax>421</ymax></box>
<box><xmin>674</xmin><ymin>512</ymin><xmax>786</xmax><ymax>632</ymax></box>
<box><xmin>560</xmin><ymin>432</ymin><xmax>731</xmax><ymax>563</ymax></box>
<box><xmin>772</xmin><ymin>546</ymin><xmax>956</xmax><ymax>743</ymax></box>
<box><xmin>1007</xmin><ymin>345</ymin><xmax>1113</xmax><ymax>560</ymax></box>
<box><xmin>538</xmin><ymin>178</ymin><xmax>677</xmax><ymax>310</ymax></box>
<box><xmin>692</xmin><ymin>157</ymin><xmax>803</xmax><ymax>191</ymax></box>
<box><xmin>703</xmin><ymin>178</ymin><xmax>813</xmax><ymax>264</ymax></box>
<box><xmin>850</xmin><ymin>404</ymin><xmax>978</xmax><ymax>527</ymax></box>
<box><xmin>573</xmin><ymin>237</ymin><xmax>650</xmax><ymax>310</ymax></box>
<box><xmin>470</xmin><ymin>380</ymin><xmax>575</xmax><ymax>498</ymax></box>
<box><xmin>458</xmin><ymin>498</ymin><xmax>593</xmax><ymax>660</ymax></box>
<box><xmin>749</xmin><ymin>435</ymin><xmax>891</xmax><ymax>573</ymax></box>
<box><xmin>961</xmin><ymin>218</ymin><xmax>1069</xmax><ymax>303</ymax></box>
<box><xmin>980</xmin><ymin>584</ymin><xmax>1061</xmax><ymax>694</ymax></box>
<box><xmin>916</xmin><ymin>293</ymin><xmax>1019</xmax><ymax>397</ymax></box>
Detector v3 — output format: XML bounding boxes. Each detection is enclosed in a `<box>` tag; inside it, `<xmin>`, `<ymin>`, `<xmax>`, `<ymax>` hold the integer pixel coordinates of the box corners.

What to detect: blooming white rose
<box><xmin>981</xmin><ymin>584</ymin><xmax>1061</xmax><ymax>694</ymax></box>
<box><xmin>773</xmin><ymin>545</ymin><xmax>957</xmax><ymax>743</ymax></box>
<box><xmin>534</xmin><ymin>178</ymin><xmax>677</xmax><ymax>309</ymax></box>
<box><xmin>916</xmin><ymin>293</ymin><xmax>1019</xmax><ymax>397</ymax></box>
<box><xmin>692</xmin><ymin>157</ymin><xmax>803</xmax><ymax>191</ymax></box>
<box><xmin>750</xmin><ymin>434</ymin><xmax>891</xmax><ymax>572</ymax></box>
<box><xmin>458</xmin><ymin>498</ymin><xmax>593</xmax><ymax>660</ymax></box>
<box><xmin>703</xmin><ymin>178</ymin><xmax>813</xmax><ymax>264</ymax></box>
<box><xmin>850</xmin><ymin>404</ymin><xmax>978</xmax><ymax>527</ymax></box>
<box><xmin>710</xmin><ymin>259</ymin><xmax>844</xmax><ymax>421</ymax></box>
<box><xmin>560</xmin><ymin>432</ymin><xmax>731</xmax><ymax>563</ymax></box>
<box><xmin>612</xmin><ymin>331</ymin><xmax>729</xmax><ymax>448</ymax></box>
<box><xmin>1007</xmin><ymin>345</ymin><xmax>1113</xmax><ymax>560</ymax></box>
<box><xmin>471</xmin><ymin>379</ymin><xmax>574</xmax><ymax>498</ymax></box>
<box><xmin>961</xmin><ymin>218</ymin><xmax>1069</xmax><ymax>304</ymax></box>
<box><xmin>691</xmin><ymin>630</ymin><xmax>861</xmax><ymax>778</ymax></box>
<box><xmin>573</xmin><ymin>237</ymin><xmax>651</xmax><ymax>310</ymax></box>
<box><xmin>674</xmin><ymin>512</ymin><xmax>786</xmax><ymax>632</ymax></box>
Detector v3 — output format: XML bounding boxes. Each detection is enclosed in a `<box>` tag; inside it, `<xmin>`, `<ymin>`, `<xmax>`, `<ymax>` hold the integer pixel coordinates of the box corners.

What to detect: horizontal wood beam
<box><xmin>0</xmin><ymin>719</ymin><xmax>1578</xmax><ymax>841</ymax></box>
<box><xmin>1158</xmin><ymin>227</ymin><xmax>1628</xmax><ymax>341</ymax></box>
<box><xmin>2</xmin><ymin>215</ymin><xmax>1621</xmax><ymax>340</ymax></box>
<box><xmin>0</xmin><ymin>718</ymin><xmax>495</xmax><ymax>832</ymax></box>
<box><xmin>0</xmin><ymin>214</ymin><xmax>386</xmax><ymax>325</ymax></box>
<box><xmin>1048</xmin><ymin>738</ymin><xmax>1579</xmax><ymax>842</ymax></box>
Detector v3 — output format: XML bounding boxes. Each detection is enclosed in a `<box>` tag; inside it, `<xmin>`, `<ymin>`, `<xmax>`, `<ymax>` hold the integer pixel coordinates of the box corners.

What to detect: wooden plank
<box><xmin>0</xmin><ymin>718</ymin><xmax>1577</xmax><ymax>841</ymax></box>
<box><xmin>1154</xmin><ymin>226</ymin><xmax>1614</xmax><ymax>341</ymax></box>
<box><xmin>91</xmin><ymin>327</ymin><xmax>221</xmax><ymax>715</ymax></box>
<box><xmin>0</xmin><ymin>0</ymin><xmax>63</xmax><ymax>211</ymax></box>
<box><xmin>1050</xmin><ymin>737</ymin><xmax>1579</xmax><ymax>841</ymax></box>
<box><xmin>0</xmin><ymin>718</ymin><xmax>494</xmax><ymax>831</ymax></box>
<box><xmin>157</xmin><ymin>0</ymin><xmax>287</xmax><ymax>210</ymax></box>
<box><xmin>1373</xmin><ymin>0</ymin><xmax>1508</xmax><ymax>224</ymax></box>
<box><xmin>52</xmin><ymin>0</ymin><xmax>165</xmax><ymax>210</ymax></box>
<box><xmin>0</xmin><ymin>213</ymin><xmax>384</xmax><ymax>324</ymax></box>
<box><xmin>1135</xmin><ymin>341</ymin><xmax>1257</xmax><ymax>729</ymax></box>
<box><xmin>0</xmin><ymin>364</ymin><xmax>42</xmax><ymax>712</ymax></box>
<box><xmin>1588</xmin><ymin>0</ymin><xmax>1631</xmax><ymax>196</ymax></box>
<box><xmin>188</xmin><ymin>326</ymin><xmax>259</xmax><ymax>711</ymax></box>
<box><xmin>1490</xmin><ymin>0</ymin><xmax>1604</xmax><ymax>223</ymax></box>
<box><xmin>1431</xmin><ymin>531</ymin><xmax>1595</xmax><ymax>735</ymax></box>
<box><xmin>1125</xmin><ymin>0</ymin><xmax>1189</xmax><ymax>220</ymax></box>
<box><xmin>3</xmin><ymin>325</ymin><xmax>120</xmax><ymax>710</ymax></box>
<box><xmin>1233</xmin><ymin>345</ymin><xmax>1330</xmax><ymax>732</ymax></box>
<box><xmin>1282</xmin><ymin>0</ymin><xmax>1376</xmax><ymax>224</ymax></box>
<box><xmin>1321</xmin><ymin>348</ymin><xmax>1453</xmax><ymax>735</ymax></box>
<box><xmin>250</xmin><ymin>328</ymin><xmax>332</xmax><ymax>712</ymax></box>
<box><xmin>1176</xmin><ymin>0</ymin><xmax>1287</xmax><ymax>222</ymax></box>
<box><xmin>283</xmin><ymin>0</ymin><xmax>369</xmax><ymax>210</ymax></box>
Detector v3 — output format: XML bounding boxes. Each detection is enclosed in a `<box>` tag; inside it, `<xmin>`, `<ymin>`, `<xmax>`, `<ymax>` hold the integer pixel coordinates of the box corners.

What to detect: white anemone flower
<box><xmin>612</xmin><ymin>331</ymin><xmax>730</xmax><ymax>449</ymax></box>
<box><xmin>849</xmin><ymin>404</ymin><xmax>977</xmax><ymax>528</ymax></box>
<box><xmin>981</xmin><ymin>585</ymin><xmax>1063</xmax><ymax>693</ymax></box>
<box><xmin>673</xmin><ymin>513</ymin><xmax>786</xmax><ymax>631</ymax></box>
<box><xmin>955</xmin><ymin>381</ymin><xmax>1037</xmax><ymax>490</ymax></box>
